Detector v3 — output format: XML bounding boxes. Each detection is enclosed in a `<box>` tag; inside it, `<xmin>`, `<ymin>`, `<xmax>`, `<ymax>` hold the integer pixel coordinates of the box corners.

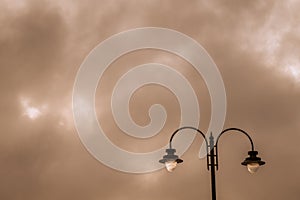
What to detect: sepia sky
<box><xmin>1</xmin><ymin>0</ymin><xmax>300</xmax><ymax>199</ymax></box>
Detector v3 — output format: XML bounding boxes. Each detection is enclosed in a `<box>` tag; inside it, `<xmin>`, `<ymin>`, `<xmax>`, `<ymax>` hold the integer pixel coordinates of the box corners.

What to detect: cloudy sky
<box><xmin>1</xmin><ymin>0</ymin><xmax>300</xmax><ymax>199</ymax></box>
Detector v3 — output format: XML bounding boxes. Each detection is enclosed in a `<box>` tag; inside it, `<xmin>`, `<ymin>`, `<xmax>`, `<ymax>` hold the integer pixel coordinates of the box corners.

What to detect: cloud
<box><xmin>1</xmin><ymin>0</ymin><xmax>300</xmax><ymax>200</ymax></box>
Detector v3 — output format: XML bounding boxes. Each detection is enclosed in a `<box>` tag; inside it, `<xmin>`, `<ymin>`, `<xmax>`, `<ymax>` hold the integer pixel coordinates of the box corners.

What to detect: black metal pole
<box><xmin>166</xmin><ymin>127</ymin><xmax>262</xmax><ymax>200</ymax></box>
<box><xmin>209</xmin><ymin>134</ymin><xmax>217</xmax><ymax>200</ymax></box>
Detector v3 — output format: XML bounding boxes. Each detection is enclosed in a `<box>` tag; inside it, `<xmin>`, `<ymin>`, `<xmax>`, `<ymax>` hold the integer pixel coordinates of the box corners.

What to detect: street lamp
<box><xmin>159</xmin><ymin>126</ymin><xmax>265</xmax><ymax>200</ymax></box>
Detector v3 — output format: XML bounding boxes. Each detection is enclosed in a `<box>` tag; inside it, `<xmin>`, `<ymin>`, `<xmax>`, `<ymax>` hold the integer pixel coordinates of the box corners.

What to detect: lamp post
<box><xmin>159</xmin><ymin>126</ymin><xmax>265</xmax><ymax>200</ymax></box>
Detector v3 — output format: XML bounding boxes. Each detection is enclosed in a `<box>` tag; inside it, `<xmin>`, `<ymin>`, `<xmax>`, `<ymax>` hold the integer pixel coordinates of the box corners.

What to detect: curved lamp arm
<box><xmin>216</xmin><ymin>127</ymin><xmax>255</xmax><ymax>151</ymax></box>
<box><xmin>169</xmin><ymin>126</ymin><xmax>209</xmax><ymax>152</ymax></box>
<box><xmin>161</xmin><ymin>126</ymin><xmax>265</xmax><ymax>173</ymax></box>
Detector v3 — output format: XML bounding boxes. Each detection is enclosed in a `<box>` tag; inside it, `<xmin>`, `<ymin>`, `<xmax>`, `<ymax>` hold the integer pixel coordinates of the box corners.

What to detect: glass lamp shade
<box><xmin>159</xmin><ymin>148</ymin><xmax>183</xmax><ymax>172</ymax></box>
<box><xmin>165</xmin><ymin>160</ymin><xmax>177</xmax><ymax>172</ymax></box>
<box><xmin>247</xmin><ymin>162</ymin><xmax>260</xmax><ymax>174</ymax></box>
<box><xmin>242</xmin><ymin>151</ymin><xmax>265</xmax><ymax>174</ymax></box>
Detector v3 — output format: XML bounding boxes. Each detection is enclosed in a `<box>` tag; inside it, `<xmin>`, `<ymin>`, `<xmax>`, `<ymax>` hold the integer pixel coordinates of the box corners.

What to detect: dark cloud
<box><xmin>1</xmin><ymin>0</ymin><xmax>300</xmax><ymax>200</ymax></box>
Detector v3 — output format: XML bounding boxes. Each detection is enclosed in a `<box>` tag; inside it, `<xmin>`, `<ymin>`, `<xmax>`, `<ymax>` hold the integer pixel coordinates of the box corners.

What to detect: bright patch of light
<box><xmin>25</xmin><ymin>107</ymin><xmax>41</xmax><ymax>119</ymax></box>
<box><xmin>285</xmin><ymin>65</ymin><xmax>300</xmax><ymax>80</ymax></box>
<box><xmin>20</xmin><ymin>97</ymin><xmax>44</xmax><ymax>120</ymax></box>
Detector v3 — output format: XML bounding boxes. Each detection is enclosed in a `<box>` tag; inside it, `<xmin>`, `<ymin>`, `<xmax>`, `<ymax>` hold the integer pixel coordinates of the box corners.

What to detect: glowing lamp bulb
<box><xmin>247</xmin><ymin>163</ymin><xmax>260</xmax><ymax>174</ymax></box>
<box><xmin>165</xmin><ymin>161</ymin><xmax>177</xmax><ymax>172</ymax></box>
